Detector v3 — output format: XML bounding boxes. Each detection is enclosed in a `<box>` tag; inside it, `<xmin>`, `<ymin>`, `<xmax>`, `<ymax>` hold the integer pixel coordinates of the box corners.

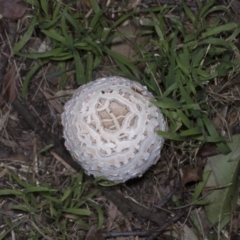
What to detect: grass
<box><xmin>0</xmin><ymin>170</ymin><xmax>108</xmax><ymax>239</ymax></box>
<box><xmin>15</xmin><ymin>0</ymin><xmax>240</xmax><ymax>152</ymax></box>
<box><xmin>1</xmin><ymin>0</ymin><xmax>240</xmax><ymax>238</ymax></box>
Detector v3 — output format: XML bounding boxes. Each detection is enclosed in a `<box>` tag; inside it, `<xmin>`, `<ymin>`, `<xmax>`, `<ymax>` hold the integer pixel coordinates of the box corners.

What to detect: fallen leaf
<box><xmin>0</xmin><ymin>138</ymin><xmax>18</xmax><ymax>148</ymax></box>
<box><xmin>0</xmin><ymin>0</ymin><xmax>27</xmax><ymax>20</ymax></box>
<box><xmin>203</xmin><ymin>134</ymin><xmax>240</xmax><ymax>230</ymax></box>
<box><xmin>211</xmin><ymin>106</ymin><xmax>228</xmax><ymax>133</ymax></box>
<box><xmin>1</xmin><ymin>201</ymin><xmax>15</xmax><ymax>217</ymax></box>
<box><xmin>228</xmin><ymin>108</ymin><xmax>240</xmax><ymax>135</ymax></box>
<box><xmin>228</xmin><ymin>109</ymin><xmax>239</xmax><ymax>127</ymax></box>
<box><xmin>106</xmin><ymin>202</ymin><xmax>118</xmax><ymax>231</ymax></box>
<box><xmin>0</xmin><ymin>168</ymin><xmax>8</xmax><ymax>179</ymax></box>
<box><xmin>182</xmin><ymin>166</ymin><xmax>203</xmax><ymax>186</ymax></box>
<box><xmin>40</xmin><ymin>89</ymin><xmax>63</xmax><ymax>114</ymax></box>
<box><xmin>82</xmin><ymin>0</ymin><xmax>91</xmax><ymax>7</ymax></box>
<box><xmin>3</xmin><ymin>64</ymin><xmax>18</xmax><ymax>103</ymax></box>
<box><xmin>127</xmin><ymin>0</ymin><xmax>142</xmax><ymax>10</ymax></box>
<box><xmin>197</xmin><ymin>143</ymin><xmax>220</xmax><ymax>157</ymax></box>
<box><xmin>165</xmin><ymin>224</ymin><xmax>198</xmax><ymax>240</ymax></box>
<box><xmin>85</xmin><ymin>225</ymin><xmax>105</xmax><ymax>240</ymax></box>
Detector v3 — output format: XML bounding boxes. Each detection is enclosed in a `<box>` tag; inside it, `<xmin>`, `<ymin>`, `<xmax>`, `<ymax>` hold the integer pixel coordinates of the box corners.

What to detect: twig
<box><xmin>147</xmin><ymin>210</ymin><xmax>186</xmax><ymax>240</ymax></box>
<box><xmin>103</xmin><ymin>230</ymin><xmax>161</xmax><ymax>238</ymax></box>
<box><xmin>102</xmin><ymin>209</ymin><xmax>186</xmax><ymax>239</ymax></box>
<box><xmin>103</xmin><ymin>189</ymin><xmax>168</xmax><ymax>226</ymax></box>
<box><xmin>155</xmin><ymin>174</ymin><xmax>180</xmax><ymax>209</ymax></box>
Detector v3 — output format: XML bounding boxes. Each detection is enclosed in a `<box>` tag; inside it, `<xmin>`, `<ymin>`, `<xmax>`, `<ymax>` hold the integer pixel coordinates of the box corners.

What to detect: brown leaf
<box><xmin>106</xmin><ymin>202</ymin><xmax>118</xmax><ymax>231</ymax></box>
<box><xmin>85</xmin><ymin>225</ymin><xmax>105</xmax><ymax>240</ymax></box>
<box><xmin>182</xmin><ymin>166</ymin><xmax>203</xmax><ymax>186</ymax></box>
<box><xmin>0</xmin><ymin>168</ymin><xmax>8</xmax><ymax>179</ymax></box>
<box><xmin>40</xmin><ymin>89</ymin><xmax>63</xmax><ymax>114</ymax></box>
<box><xmin>197</xmin><ymin>143</ymin><xmax>220</xmax><ymax>157</ymax></box>
<box><xmin>3</xmin><ymin>64</ymin><xmax>18</xmax><ymax>103</ymax></box>
<box><xmin>0</xmin><ymin>138</ymin><xmax>18</xmax><ymax>148</ymax></box>
<box><xmin>0</xmin><ymin>0</ymin><xmax>27</xmax><ymax>20</ymax></box>
<box><xmin>82</xmin><ymin>0</ymin><xmax>91</xmax><ymax>8</ymax></box>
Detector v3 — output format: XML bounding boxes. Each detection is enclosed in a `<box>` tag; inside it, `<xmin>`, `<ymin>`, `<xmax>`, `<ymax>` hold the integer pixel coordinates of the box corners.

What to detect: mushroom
<box><xmin>61</xmin><ymin>76</ymin><xmax>166</xmax><ymax>182</ymax></box>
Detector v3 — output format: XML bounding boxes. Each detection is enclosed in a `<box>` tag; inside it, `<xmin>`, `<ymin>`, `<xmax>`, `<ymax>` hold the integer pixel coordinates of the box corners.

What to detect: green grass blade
<box><xmin>158</xmin><ymin>130</ymin><xmax>185</xmax><ymax>141</ymax></box>
<box><xmin>38</xmin><ymin>144</ymin><xmax>54</xmax><ymax>154</ymax></box>
<box><xmin>16</xmin><ymin>48</ymin><xmax>63</xmax><ymax>59</ymax></box>
<box><xmin>106</xmin><ymin>61</ymin><xmax>139</xmax><ymax>81</ymax></box>
<box><xmin>103</xmin><ymin>46</ymin><xmax>139</xmax><ymax>72</ymax></box>
<box><xmin>192</xmin><ymin>49</ymin><xmax>205</xmax><ymax>67</ymax></box>
<box><xmin>201</xmin><ymin>5</ymin><xmax>230</xmax><ymax>19</ymax></box>
<box><xmin>21</xmin><ymin>59</ymin><xmax>49</xmax><ymax>98</ymax></box>
<box><xmin>41</xmin><ymin>29</ymin><xmax>66</xmax><ymax>44</ymax></box>
<box><xmin>198</xmin><ymin>38</ymin><xmax>233</xmax><ymax>49</ymax></box>
<box><xmin>53</xmin><ymin>0</ymin><xmax>62</xmax><ymax>19</ymax></box>
<box><xmin>60</xmin><ymin>187</ymin><xmax>72</xmax><ymax>202</ymax></box>
<box><xmin>73</xmin><ymin>50</ymin><xmax>85</xmax><ymax>84</ymax></box>
<box><xmin>84</xmin><ymin>40</ymin><xmax>102</xmax><ymax>55</ymax></box>
<box><xmin>176</xmin><ymin>110</ymin><xmax>192</xmax><ymax>128</ymax></box>
<box><xmin>180</xmin><ymin>127</ymin><xmax>202</xmax><ymax>136</ymax></box>
<box><xmin>41</xmin><ymin>194</ymin><xmax>61</xmax><ymax>203</ymax></box>
<box><xmin>10</xmin><ymin>204</ymin><xmax>37</xmax><ymax>213</ymax></box>
<box><xmin>192</xmin><ymin>170</ymin><xmax>211</xmax><ymax>202</ymax></box>
<box><xmin>89</xmin><ymin>10</ymin><xmax>103</xmax><ymax>29</ymax></box>
<box><xmin>202</xmin><ymin>23</ymin><xmax>237</xmax><ymax>38</ymax></box>
<box><xmin>40</xmin><ymin>0</ymin><xmax>48</xmax><ymax>16</ymax></box>
<box><xmin>10</xmin><ymin>173</ymin><xmax>29</xmax><ymax>188</ymax></box>
<box><xmin>61</xmin><ymin>15</ymin><xmax>68</xmax><ymax>39</ymax></box>
<box><xmin>178</xmin><ymin>81</ymin><xmax>194</xmax><ymax>104</ymax></box>
<box><xmin>13</xmin><ymin>15</ymin><xmax>37</xmax><ymax>53</ymax></box>
<box><xmin>165</xmin><ymin>45</ymin><xmax>177</xmax><ymax>88</ymax></box>
<box><xmin>85</xmin><ymin>52</ymin><xmax>93</xmax><ymax>82</ymax></box>
<box><xmin>199</xmin><ymin>0</ymin><xmax>216</xmax><ymax>18</ymax></box>
<box><xmin>39</xmin><ymin>16</ymin><xmax>61</xmax><ymax>29</ymax></box>
<box><xmin>63</xmin><ymin>10</ymin><xmax>82</xmax><ymax>35</ymax></box>
<box><xmin>203</xmin><ymin>117</ymin><xmax>231</xmax><ymax>154</ymax></box>
<box><xmin>51</xmin><ymin>53</ymin><xmax>73</xmax><ymax>61</ymax></box>
<box><xmin>111</xmin><ymin>12</ymin><xmax>134</xmax><ymax>29</ymax></box>
<box><xmin>89</xmin><ymin>200</ymin><xmax>104</xmax><ymax>229</ymax></box>
<box><xmin>163</xmin><ymin>83</ymin><xmax>178</xmax><ymax>97</ymax></box>
<box><xmin>176</xmin><ymin>56</ymin><xmax>190</xmax><ymax>77</ymax></box>
<box><xmin>24</xmin><ymin>186</ymin><xmax>57</xmax><ymax>194</ymax></box>
<box><xmin>181</xmin><ymin>0</ymin><xmax>196</xmax><ymax>24</ymax></box>
<box><xmin>101</xmin><ymin>28</ymin><xmax>111</xmax><ymax>41</ymax></box>
<box><xmin>152</xmin><ymin>99</ymin><xmax>181</xmax><ymax>109</ymax></box>
<box><xmin>24</xmin><ymin>0</ymin><xmax>39</xmax><ymax>7</ymax></box>
<box><xmin>0</xmin><ymin>189</ymin><xmax>23</xmax><ymax>196</ymax></box>
<box><xmin>89</xmin><ymin>0</ymin><xmax>101</xmax><ymax>12</ymax></box>
<box><xmin>62</xmin><ymin>208</ymin><xmax>92</xmax><ymax>216</ymax></box>
<box><xmin>227</xmin><ymin>27</ymin><xmax>240</xmax><ymax>41</ymax></box>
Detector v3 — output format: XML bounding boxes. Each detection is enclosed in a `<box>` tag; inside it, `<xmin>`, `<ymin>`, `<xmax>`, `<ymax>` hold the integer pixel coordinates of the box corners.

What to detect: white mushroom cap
<box><xmin>61</xmin><ymin>76</ymin><xmax>166</xmax><ymax>182</ymax></box>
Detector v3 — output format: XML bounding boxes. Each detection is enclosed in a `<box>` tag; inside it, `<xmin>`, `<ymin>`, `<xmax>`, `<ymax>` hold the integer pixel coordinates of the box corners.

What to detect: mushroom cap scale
<box><xmin>61</xmin><ymin>76</ymin><xmax>166</xmax><ymax>182</ymax></box>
